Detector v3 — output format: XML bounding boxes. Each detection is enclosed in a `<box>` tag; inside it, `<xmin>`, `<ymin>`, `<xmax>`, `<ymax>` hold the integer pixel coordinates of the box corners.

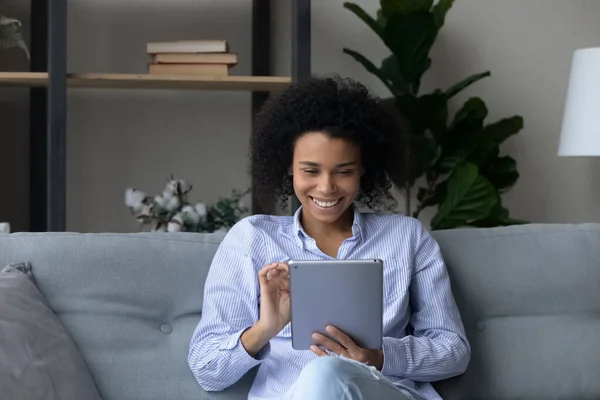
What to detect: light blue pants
<box><xmin>283</xmin><ymin>356</ymin><xmax>422</xmax><ymax>400</ymax></box>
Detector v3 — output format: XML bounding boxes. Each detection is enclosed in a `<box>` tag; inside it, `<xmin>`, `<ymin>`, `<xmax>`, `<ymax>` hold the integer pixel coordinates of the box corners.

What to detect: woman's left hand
<box><xmin>310</xmin><ymin>325</ymin><xmax>384</xmax><ymax>370</ymax></box>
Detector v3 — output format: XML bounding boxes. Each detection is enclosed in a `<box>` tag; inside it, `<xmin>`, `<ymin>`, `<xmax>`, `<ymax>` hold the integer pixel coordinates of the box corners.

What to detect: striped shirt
<box><xmin>188</xmin><ymin>205</ymin><xmax>471</xmax><ymax>399</ymax></box>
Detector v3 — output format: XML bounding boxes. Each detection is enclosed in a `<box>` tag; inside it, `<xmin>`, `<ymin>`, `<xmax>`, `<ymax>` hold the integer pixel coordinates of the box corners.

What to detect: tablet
<box><xmin>288</xmin><ymin>259</ymin><xmax>383</xmax><ymax>351</ymax></box>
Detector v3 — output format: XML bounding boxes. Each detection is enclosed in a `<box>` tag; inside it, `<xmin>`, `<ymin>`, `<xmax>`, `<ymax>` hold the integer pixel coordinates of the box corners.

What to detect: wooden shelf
<box><xmin>0</xmin><ymin>72</ymin><xmax>292</xmax><ymax>91</ymax></box>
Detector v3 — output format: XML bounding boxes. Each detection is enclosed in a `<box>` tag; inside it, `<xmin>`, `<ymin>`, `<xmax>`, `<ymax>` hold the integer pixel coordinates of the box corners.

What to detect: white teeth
<box><xmin>312</xmin><ymin>198</ymin><xmax>340</xmax><ymax>208</ymax></box>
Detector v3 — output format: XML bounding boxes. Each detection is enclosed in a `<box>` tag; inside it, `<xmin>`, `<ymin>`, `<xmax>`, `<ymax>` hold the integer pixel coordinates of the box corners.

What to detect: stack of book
<box><xmin>146</xmin><ymin>39</ymin><xmax>237</xmax><ymax>77</ymax></box>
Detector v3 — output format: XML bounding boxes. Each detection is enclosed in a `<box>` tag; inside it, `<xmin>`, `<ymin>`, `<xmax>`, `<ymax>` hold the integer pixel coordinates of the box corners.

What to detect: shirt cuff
<box><xmin>219</xmin><ymin>328</ymin><xmax>271</xmax><ymax>366</ymax></box>
<box><xmin>381</xmin><ymin>336</ymin><xmax>407</xmax><ymax>377</ymax></box>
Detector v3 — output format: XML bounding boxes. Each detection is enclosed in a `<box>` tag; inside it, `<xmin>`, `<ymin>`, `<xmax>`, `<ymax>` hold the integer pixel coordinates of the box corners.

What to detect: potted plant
<box><xmin>343</xmin><ymin>0</ymin><xmax>527</xmax><ymax>229</ymax></box>
<box><xmin>125</xmin><ymin>176</ymin><xmax>250</xmax><ymax>233</ymax></box>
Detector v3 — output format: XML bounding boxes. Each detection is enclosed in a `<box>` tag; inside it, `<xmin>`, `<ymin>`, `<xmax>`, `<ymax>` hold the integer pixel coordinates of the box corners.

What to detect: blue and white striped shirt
<box><xmin>188</xmin><ymin>206</ymin><xmax>471</xmax><ymax>400</ymax></box>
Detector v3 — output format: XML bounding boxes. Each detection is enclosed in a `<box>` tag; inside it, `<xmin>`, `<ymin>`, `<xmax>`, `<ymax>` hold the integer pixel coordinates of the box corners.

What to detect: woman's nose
<box><xmin>316</xmin><ymin>175</ymin><xmax>336</xmax><ymax>194</ymax></box>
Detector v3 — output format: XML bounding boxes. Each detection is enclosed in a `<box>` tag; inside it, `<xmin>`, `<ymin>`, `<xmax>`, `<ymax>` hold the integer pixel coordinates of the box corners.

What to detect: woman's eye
<box><xmin>303</xmin><ymin>169</ymin><xmax>318</xmax><ymax>175</ymax></box>
<box><xmin>338</xmin><ymin>170</ymin><xmax>353</xmax><ymax>175</ymax></box>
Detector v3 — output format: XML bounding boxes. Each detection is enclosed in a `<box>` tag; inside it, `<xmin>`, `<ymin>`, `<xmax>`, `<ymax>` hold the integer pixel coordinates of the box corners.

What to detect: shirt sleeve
<box><xmin>188</xmin><ymin>219</ymin><xmax>269</xmax><ymax>392</ymax></box>
<box><xmin>381</xmin><ymin>220</ymin><xmax>471</xmax><ymax>381</ymax></box>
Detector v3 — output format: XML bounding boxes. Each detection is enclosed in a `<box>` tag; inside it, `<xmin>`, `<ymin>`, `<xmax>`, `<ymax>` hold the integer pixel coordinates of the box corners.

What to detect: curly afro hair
<box><xmin>250</xmin><ymin>76</ymin><xmax>401</xmax><ymax>211</ymax></box>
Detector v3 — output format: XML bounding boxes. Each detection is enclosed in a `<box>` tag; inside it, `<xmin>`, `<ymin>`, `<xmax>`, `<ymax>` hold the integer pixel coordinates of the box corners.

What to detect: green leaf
<box><xmin>467</xmin><ymin>116</ymin><xmax>523</xmax><ymax>165</ymax></box>
<box><xmin>376</xmin><ymin>9</ymin><xmax>387</xmax><ymax>27</ymax></box>
<box><xmin>344</xmin><ymin>3</ymin><xmax>385</xmax><ymax>41</ymax></box>
<box><xmin>431</xmin><ymin>162</ymin><xmax>499</xmax><ymax>230</ymax></box>
<box><xmin>382</xmin><ymin>11</ymin><xmax>437</xmax><ymax>92</ymax></box>
<box><xmin>343</xmin><ymin>48</ymin><xmax>398</xmax><ymax>95</ymax></box>
<box><xmin>480</xmin><ymin>156</ymin><xmax>519</xmax><ymax>192</ymax></box>
<box><xmin>435</xmin><ymin>98</ymin><xmax>488</xmax><ymax>172</ymax></box>
<box><xmin>415</xmin><ymin>90</ymin><xmax>448</xmax><ymax>137</ymax></box>
<box><xmin>406</xmin><ymin>133</ymin><xmax>437</xmax><ymax>184</ymax></box>
<box><xmin>380</xmin><ymin>0</ymin><xmax>433</xmax><ymax>17</ymax></box>
<box><xmin>432</xmin><ymin>0</ymin><xmax>455</xmax><ymax>28</ymax></box>
<box><xmin>380</xmin><ymin>55</ymin><xmax>410</xmax><ymax>94</ymax></box>
<box><xmin>448</xmin><ymin>97</ymin><xmax>488</xmax><ymax>133</ymax></box>
<box><xmin>470</xmin><ymin>203</ymin><xmax>528</xmax><ymax>227</ymax></box>
<box><xmin>417</xmin><ymin>179</ymin><xmax>447</xmax><ymax>207</ymax></box>
<box><xmin>445</xmin><ymin>71</ymin><xmax>490</xmax><ymax>99</ymax></box>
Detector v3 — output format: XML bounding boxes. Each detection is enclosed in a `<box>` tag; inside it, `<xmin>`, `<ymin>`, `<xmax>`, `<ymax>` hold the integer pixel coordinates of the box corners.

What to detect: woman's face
<box><xmin>291</xmin><ymin>132</ymin><xmax>363</xmax><ymax>225</ymax></box>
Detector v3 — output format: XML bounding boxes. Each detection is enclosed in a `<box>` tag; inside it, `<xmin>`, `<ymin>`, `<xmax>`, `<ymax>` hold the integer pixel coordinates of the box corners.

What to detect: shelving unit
<box><xmin>10</xmin><ymin>0</ymin><xmax>310</xmax><ymax>232</ymax></box>
<box><xmin>0</xmin><ymin>72</ymin><xmax>292</xmax><ymax>91</ymax></box>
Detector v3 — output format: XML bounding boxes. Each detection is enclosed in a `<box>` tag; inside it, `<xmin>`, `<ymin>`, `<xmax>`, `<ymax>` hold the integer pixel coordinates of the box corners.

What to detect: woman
<box><xmin>188</xmin><ymin>77</ymin><xmax>470</xmax><ymax>400</ymax></box>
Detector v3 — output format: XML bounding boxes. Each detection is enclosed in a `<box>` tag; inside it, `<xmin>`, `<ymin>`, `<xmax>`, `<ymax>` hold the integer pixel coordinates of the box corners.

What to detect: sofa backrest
<box><xmin>432</xmin><ymin>223</ymin><xmax>600</xmax><ymax>400</ymax></box>
<box><xmin>0</xmin><ymin>231</ymin><xmax>252</xmax><ymax>400</ymax></box>
<box><xmin>1</xmin><ymin>223</ymin><xmax>599</xmax><ymax>400</ymax></box>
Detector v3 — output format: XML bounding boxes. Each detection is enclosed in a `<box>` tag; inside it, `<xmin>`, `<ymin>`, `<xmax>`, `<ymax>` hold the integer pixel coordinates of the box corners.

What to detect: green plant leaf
<box><xmin>432</xmin><ymin>0</ymin><xmax>455</xmax><ymax>28</ymax></box>
<box><xmin>480</xmin><ymin>155</ymin><xmax>519</xmax><ymax>192</ymax></box>
<box><xmin>406</xmin><ymin>133</ymin><xmax>437</xmax><ymax>184</ymax></box>
<box><xmin>435</xmin><ymin>97</ymin><xmax>488</xmax><ymax>172</ymax></box>
<box><xmin>431</xmin><ymin>162</ymin><xmax>499</xmax><ymax>230</ymax></box>
<box><xmin>382</xmin><ymin>11</ymin><xmax>437</xmax><ymax>92</ymax></box>
<box><xmin>376</xmin><ymin>9</ymin><xmax>387</xmax><ymax>27</ymax></box>
<box><xmin>467</xmin><ymin>116</ymin><xmax>523</xmax><ymax>165</ymax></box>
<box><xmin>380</xmin><ymin>55</ymin><xmax>410</xmax><ymax>94</ymax></box>
<box><xmin>445</xmin><ymin>71</ymin><xmax>490</xmax><ymax>99</ymax></box>
<box><xmin>344</xmin><ymin>3</ymin><xmax>385</xmax><ymax>40</ymax></box>
<box><xmin>343</xmin><ymin>48</ymin><xmax>398</xmax><ymax>95</ymax></box>
<box><xmin>415</xmin><ymin>90</ymin><xmax>448</xmax><ymax>137</ymax></box>
<box><xmin>380</xmin><ymin>0</ymin><xmax>433</xmax><ymax>17</ymax></box>
<box><xmin>470</xmin><ymin>203</ymin><xmax>528</xmax><ymax>227</ymax></box>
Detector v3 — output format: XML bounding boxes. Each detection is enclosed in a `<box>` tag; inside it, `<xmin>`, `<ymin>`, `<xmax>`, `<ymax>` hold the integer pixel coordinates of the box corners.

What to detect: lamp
<box><xmin>558</xmin><ymin>47</ymin><xmax>600</xmax><ymax>156</ymax></box>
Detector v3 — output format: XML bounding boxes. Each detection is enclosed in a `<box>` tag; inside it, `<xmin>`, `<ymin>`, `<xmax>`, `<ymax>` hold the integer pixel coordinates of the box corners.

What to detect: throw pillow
<box><xmin>0</xmin><ymin>262</ymin><xmax>103</xmax><ymax>400</ymax></box>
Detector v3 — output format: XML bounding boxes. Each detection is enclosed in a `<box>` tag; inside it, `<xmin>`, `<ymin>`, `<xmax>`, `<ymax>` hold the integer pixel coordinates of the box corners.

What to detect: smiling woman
<box><xmin>188</xmin><ymin>76</ymin><xmax>471</xmax><ymax>400</ymax></box>
<box><xmin>250</xmin><ymin>76</ymin><xmax>399</xmax><ymax>214</ymax></box>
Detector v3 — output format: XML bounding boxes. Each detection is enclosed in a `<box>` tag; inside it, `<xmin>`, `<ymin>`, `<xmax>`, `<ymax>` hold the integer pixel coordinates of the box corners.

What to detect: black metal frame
<box><xmin>28</xmin><ymin>0</ymin><xmax>311</xmax><ymax>231</ymax></box>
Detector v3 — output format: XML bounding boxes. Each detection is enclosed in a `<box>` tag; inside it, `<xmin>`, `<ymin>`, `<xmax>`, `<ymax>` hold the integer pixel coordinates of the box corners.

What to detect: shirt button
<box><xmin>160</xmin><ymin>324</ymin><xmax>173</xmax><ymax>334</ymax></box>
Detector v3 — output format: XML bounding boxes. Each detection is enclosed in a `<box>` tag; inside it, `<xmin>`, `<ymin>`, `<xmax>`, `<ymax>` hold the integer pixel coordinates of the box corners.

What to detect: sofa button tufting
<box><xmin>475</xmin><ymin>321</ymin><xmax>486</xmax><ymax>331</ymax></box>
<box><xmin>160</xmin><ymin>324</ymin><xmax>173</xmax><ymax>334</ymax></box>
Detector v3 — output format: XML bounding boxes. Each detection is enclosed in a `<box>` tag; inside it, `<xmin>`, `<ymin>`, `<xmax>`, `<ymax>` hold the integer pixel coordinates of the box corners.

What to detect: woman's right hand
<box><xmin>241</xmin><ymin>262</ymin><xmax>290</xmax><ymax>357</ymax></box>
<box><xmin>256</xmin><ymin>262</ymin><xmax>291</xmax><ymax>337</ymax></box>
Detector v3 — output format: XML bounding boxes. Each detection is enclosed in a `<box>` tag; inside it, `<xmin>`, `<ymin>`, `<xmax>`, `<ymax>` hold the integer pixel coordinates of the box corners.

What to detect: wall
<box><xmin>2</xmin><ymin>1</ymin><xmax>600</xmax><ymax>232</ymax></box>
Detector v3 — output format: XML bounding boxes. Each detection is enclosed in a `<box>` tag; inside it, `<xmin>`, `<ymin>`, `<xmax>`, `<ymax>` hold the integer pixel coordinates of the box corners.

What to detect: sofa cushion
<box><xmin>0</xmin><ymin>232</ymin><xmax>255</xmax><ymax>400</ymax></box>
<box><xmin>0</xmin><ymin>261</ymin><xmax>102</xmax><ymax>400</ymax></box>
<box><xmin>431</xmin><ymin>223</ymin><xmax>600</xmax><ymax>400</ymax></box>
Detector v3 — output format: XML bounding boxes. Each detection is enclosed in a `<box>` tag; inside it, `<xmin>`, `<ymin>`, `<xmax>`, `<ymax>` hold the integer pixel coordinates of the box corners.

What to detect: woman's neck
<box><xmin>300</xmin><ymin>206</ymin><xmax>354</xmax><ymax>240</ymax></box>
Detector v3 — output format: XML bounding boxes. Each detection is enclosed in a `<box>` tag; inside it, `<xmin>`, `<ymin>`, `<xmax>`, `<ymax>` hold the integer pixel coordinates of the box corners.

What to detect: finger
<box><xmin>312</xmin><ymin>332</ymin><xmax>345</xmax><ymax>355</ymax></box>
<box><xmin>326</xmin><ymin>325</ymin><xmax>358</xmax><ymax>351</ymax></box>
<box><xmin>258</xmin><ymin>263</ymin><xmax>279</xmax><ymax>284</ymax></box>
<box><xmin>310</xmin><ymin>344</ymin><xmax>329</xmax><ymax>357</ymax></box>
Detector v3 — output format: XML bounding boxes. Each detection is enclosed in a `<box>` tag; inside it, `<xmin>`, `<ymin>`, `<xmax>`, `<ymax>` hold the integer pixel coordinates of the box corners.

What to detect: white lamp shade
<box><xmin>558</xmin><ymin>47</ymin><xmax>600</xmax><ymax>156</ymax></box>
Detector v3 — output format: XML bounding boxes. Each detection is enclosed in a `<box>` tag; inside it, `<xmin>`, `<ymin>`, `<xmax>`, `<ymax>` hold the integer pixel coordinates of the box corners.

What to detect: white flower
<box><xmin>125</xmin><ymin>188</ymin><xmax>147</xmax><ymax>212</ymax></box>
<box><xmin>167</xmin><ymin>213</ymin><xmax>184</xmax><ymax>232</ymax></box>
<box><xmin>195</xmin><ymin>203</ymin><xmax>207</xmax><ymax>220</ymax></box>
<box><xmin>165</xmin><ymin>196</ymin><xmax>181</xmax><ymax>212</ymax></box>
<box><xmin>154</xmin><ymin>195</ymin><xmax>168</xmax><ymax>209</ymax></box>
<box><xmin>181</xmin><ymin>205</ymin><xmax>200</xmax><ymax>224</ymax></box>
<box><xmin>162</xmin><ymin>189</ymin><xmax>174</xmax><ymax>200</ymax></box>
<box><xmin>165</xmin><ymin>178</ymin><xmax>192</xmax><ymax>197</ymax></box>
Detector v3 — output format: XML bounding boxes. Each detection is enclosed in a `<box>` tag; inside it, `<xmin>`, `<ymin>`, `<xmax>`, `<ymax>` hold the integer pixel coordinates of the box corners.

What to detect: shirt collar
<box><xmin>292</xmin><ymin>204</ymin><xmax>365</xmax><ymax>248</ymax></box>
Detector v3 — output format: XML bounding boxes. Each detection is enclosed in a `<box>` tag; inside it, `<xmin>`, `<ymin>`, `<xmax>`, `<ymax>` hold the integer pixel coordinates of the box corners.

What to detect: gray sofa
<box><xmin>0</xmin><ymin>223</ymin><xmax>598</xmax><ymax>400</ymax></box>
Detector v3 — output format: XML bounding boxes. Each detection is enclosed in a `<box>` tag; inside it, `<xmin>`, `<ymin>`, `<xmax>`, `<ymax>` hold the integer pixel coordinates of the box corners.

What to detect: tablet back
<box><xmin>288</xmin><ymin>259</ymin><xmax>383</xmax><ymax>351</ymax></box>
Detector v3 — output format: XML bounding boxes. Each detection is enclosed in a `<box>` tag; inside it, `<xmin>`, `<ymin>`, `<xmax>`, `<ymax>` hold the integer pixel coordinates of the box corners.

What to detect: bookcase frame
<box><xmin>0</xmin><ymin>0</ymin><xmax>310</xmax><ymax>231</ymax></box>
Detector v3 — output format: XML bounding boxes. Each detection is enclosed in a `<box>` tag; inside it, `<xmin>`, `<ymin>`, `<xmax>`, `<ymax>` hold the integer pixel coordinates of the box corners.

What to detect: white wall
<box><xmin>2</xmin><ymin>0</ymin><xmax>600</xmax><ymax>232</ymax></box>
